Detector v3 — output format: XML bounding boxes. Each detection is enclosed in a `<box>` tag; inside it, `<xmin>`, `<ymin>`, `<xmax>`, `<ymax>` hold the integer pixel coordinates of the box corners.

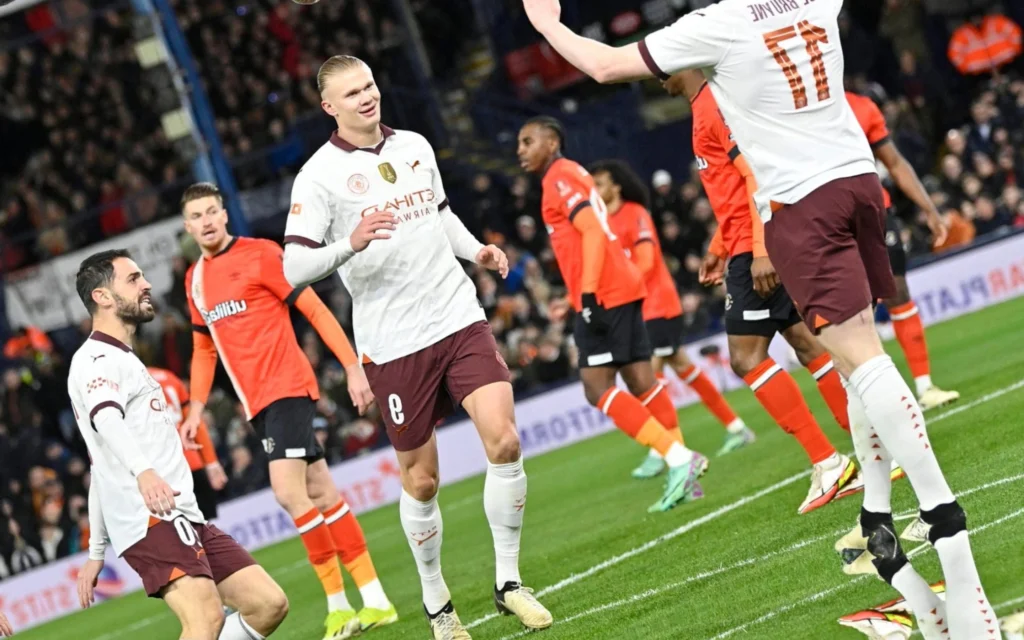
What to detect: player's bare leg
<box><xmin>396</xmin><ymin>436</ymin><xmax>469</xmax><ymax>639</ymax></box>
<box><xmin>584</xmin><ymin>362</ymin><xmax>707</xmax><ymax>512</ymax></box>
<box><xmin>728</xmin><ymin>333</ymin><xmax>860</xmax><ymax>514</ymax></box>
<box><xmin>462</xmin><ymin>381</ymin><xmax>552</xmax><ymax>631</ymax></box>
<box><xmin>820</xmin><ymin>306</ymin><xmax>994</xmax><ymax>638</ymax></box>
<box><xmin>269</xmin><ymin>459</ymin><xmax>358</xmax><ymax>640</ymax></box>
<box><xmin>216</xmin><ymin>565</ymin><xmax>289</xmax><ymax>639</ymax></box>
<box><xmin>306</xmin><ymin>459</ymin><xmax>397</xmax><ymax>630</ymax></box>
<box><xmin>162</xmin><ymin>575</ymin><xmax>226</xmax><ymax>640</ymax></box>
<box><xmin>634</xmin><ymin>352</ymin><xmax>750</xmax><ymax>477</ymax></box>
<box><xmin>884</xmin><ymin>277</ymin><xmax>959</xmax><ymax>411</ymax></box>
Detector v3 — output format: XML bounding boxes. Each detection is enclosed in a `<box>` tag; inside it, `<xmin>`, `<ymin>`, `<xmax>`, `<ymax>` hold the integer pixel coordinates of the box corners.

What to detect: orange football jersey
<box><xmin>541</xmin><ymin>158</ymin><xmax>645</xmax><ymax>311</ymax></box>
<box><xmin>186</xmin><ymin>237</ymin><xmax>319</xmax><ymax>419</ymax></box>
<box><xmin>846</xmin><ymin>91</ymin><xmax>892</xmax><ymax>209</ymax></box>
<box><xmin>608</xmin><ymin>201</ymin><xmax>682</xmax><ymax>321</ymax></box>
<box><xmin>691</xmin><ymin>85</ymin><xmax>755</xmax><ymax>258</ymax></box>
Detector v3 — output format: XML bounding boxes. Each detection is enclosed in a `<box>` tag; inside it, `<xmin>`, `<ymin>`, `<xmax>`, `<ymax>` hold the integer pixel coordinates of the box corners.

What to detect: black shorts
<box><xmin>191</xmin><ymin>468</ymin><xmax>218</xmax><ymax>520</ymax></box>
<box><xmin>646</xmin><ymin>316</ymin><xmax>683</xmax><ymax>358</ymax></box>
<box><xmin>250</xmin><ymin>396</ymin><xmax>324</xmax><ymax>462</ymax></box>
<box><xmin>574</xmin><ymin>300</ymin><xmax>651</xmax><ymax>368</ymax></box>
<box><xmin>885</xmin><ymin>211</ymin><xmax>907</xmax><ymax>277</ymax></box>
<box><xmin>724</xmin><ymin>252</ymin><xmax>802</xmax><ymax>338</ymax></box>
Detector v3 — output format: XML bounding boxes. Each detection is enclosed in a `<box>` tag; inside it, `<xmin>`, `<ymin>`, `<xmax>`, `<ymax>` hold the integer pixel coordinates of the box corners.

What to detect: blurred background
<box><xmin>0</xmin><ymin>0</ymin><xmax>1023</xmax><ymax>577</ymax></box>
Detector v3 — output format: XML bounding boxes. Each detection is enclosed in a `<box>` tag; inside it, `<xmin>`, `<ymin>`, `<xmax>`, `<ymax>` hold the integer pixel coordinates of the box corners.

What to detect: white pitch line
<box><xmin>708</xmin><ymin>506</ymin><xmax>1024</xmax><ymax>639</ymax></box>
<box><xmin>86</xmin><ymin>377</ymin><xmax>1024</xmax><ymax>639</ymax></box>
<box><xmin>997</xmin><ymin>595</ymin><xmax>1024</xmax><ymax>611</ymax></box>
<box><xmin>467</xmin><ymin>470</ymin><xmax>812</xmax><ymax>629</ymax></box>
<box><xmin>494</xmin><ymin>472</ymin><xmax>1024</xmax><ymax>640</ymax></box>
<box><xmin>469</xmin><ymin>376</ymin><xmax>1021</xmax><ymax>631</ymax></box>
<box><xmin>494</xmin><ymin>529</ymin><xmax>847</xmax><ymax>640</ymax></box>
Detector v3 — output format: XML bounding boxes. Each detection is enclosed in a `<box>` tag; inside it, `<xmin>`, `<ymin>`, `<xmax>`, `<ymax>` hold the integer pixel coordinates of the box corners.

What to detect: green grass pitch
<box><xmin>24</xmin><ymin>297</ymin><xmax>1024</xmax><ymax>639</ymax></box>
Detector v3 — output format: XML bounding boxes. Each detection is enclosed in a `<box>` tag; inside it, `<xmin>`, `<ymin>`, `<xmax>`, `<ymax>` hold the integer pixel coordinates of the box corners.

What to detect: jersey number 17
<box><xmin>763</xmin><ymin>21</ymin><xmax>831</xmax><ymax>110</ymax></box>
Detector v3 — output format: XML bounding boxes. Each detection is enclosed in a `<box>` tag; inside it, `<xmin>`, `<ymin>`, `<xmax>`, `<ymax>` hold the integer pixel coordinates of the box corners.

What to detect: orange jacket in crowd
<box><xmin>948</xmin><ymin>14</ymin><xmax>1023</xmax><ymax>75</ymax></box>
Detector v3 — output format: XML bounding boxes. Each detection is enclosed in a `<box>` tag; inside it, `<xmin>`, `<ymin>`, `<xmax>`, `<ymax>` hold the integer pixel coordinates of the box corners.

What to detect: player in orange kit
<box><xmin>846</xmin><ymin>89</ymin><xmax>959</xmax><ymax>411</ymax></box>
<box><xmin>667</xmin><ymin>71</ymin><xmax>865</xmax><ymax>514</ymax></box>
<box><xmin>148</xmin><ymin>366</ymin><xmax>227</xmax><ymax>519</ymax></box>
<box><xmin>518</xmin><ymin>116</ymin><xmax>708</xmax><ymax>512</ymax></box>
<box><xmin>590</xmin><ymin>159</ymin><xmax>757</xmax><ymax>470</ymax></box>
<box><xmin>178</xmin><ymin>182</ymin><xmax>396</xmax><ymax>639</ymax></box>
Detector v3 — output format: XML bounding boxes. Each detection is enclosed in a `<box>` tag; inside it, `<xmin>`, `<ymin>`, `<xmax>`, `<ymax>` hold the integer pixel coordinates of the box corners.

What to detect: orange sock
<box><xmin>806</xmin><ymin>353</ymin><xmax>850</xmax><ymax>431</ymax></box>
<box><xmin>324</xmin><ymin>500</ymin><xmax>378</xmax><ymax>588</ymax></box>
<box><xmin>890</xmin><ymin>302</ymin><xmax>930</xmax><ymax>379</ymax></box>
<box><xmin>638</xmin><ymin>382</ymin><xmax>683</xmax><ymax>442</ymax></box>
<box><xmin>295</xmin><ymin>508</ymin><xmax>346</xmax><ymax>600</ymax></box>
<box><xmin>598</xmin><ymin>387</ymin><xmax>678</xmax><ymax>455</ymax></box>
<box><xmin>677</xmin><ymin>364</ymin><xmax>739</xmax><ymax>429</ymax></box>
<box><xmin>743</xmin><ymin>359</ymin><xmax>835</xmax><ymax>464</ymax></box>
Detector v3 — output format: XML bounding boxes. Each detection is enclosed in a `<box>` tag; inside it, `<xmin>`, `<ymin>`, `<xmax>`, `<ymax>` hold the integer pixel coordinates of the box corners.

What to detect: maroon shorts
<box><xmin>763</xmin><ymin>173</ymin><xmax>896</xmax><ymax>333</ymax></box>
<box><xmin>122</xmin><ymin>518</ymin><xmax>257</xmax><ymax>597</ymax></box>
<box><xmin>363</xmin><ymin>320</ymin><xmax>511</xmax><ymax>451</ymax></box>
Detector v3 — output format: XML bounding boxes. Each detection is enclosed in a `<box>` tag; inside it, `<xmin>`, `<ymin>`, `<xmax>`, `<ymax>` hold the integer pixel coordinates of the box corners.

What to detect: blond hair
<box><xmin>317</xmin><ymin>55</ymin><xmax>367</xmax><ymax>94</ymax></box>
<box><xmin>180</xmin><ymin>182</ymin><xmax>222</xmax><ymax>212</ymax></box>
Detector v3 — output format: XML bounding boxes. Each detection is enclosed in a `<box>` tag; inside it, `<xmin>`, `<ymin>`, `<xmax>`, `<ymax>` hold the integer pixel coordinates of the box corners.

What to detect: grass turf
<box><xmin>21</xmin><ymin>296</ymin><xmax>1024</xmax><ymax>640</ymax></box>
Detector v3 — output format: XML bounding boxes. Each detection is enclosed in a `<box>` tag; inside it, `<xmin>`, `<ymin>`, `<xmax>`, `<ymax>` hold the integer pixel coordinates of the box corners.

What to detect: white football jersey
<box><xmin>640</xmin><ymin>0</ymin><xmax>877</xmax><ymax>220</ymax></box>
<box><xmin>68</xmin><ymin>332</ymin><xmax>203</xmax><ymax>556</ymax></box>
<box><xmin>285</xmin><ymin>126</ymin><xmax>485</xmax><ymax>364</ymax></box>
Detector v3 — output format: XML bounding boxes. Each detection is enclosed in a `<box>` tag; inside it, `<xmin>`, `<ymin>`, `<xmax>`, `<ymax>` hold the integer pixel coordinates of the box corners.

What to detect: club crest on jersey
<box><xmin>378</xmin><ymin>162</ymin><xmax>397</xmax><ymax>184</ymax></box>
<box><xmin>348</xmin><ymin>174</ymin><xmax>369</xmax><ymax>195</ymax></box>
<box><xmin>199</xmin><ymin>300</ymin><xmax>248</xmax><ymax>325</ymax></box>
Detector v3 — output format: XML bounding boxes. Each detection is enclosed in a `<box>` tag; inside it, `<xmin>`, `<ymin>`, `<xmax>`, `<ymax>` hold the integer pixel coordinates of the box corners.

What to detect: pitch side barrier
<box><xmin>3</xmin><ymin>229</ymin><xmax>1023</xmax><ymax>632</ymax></box>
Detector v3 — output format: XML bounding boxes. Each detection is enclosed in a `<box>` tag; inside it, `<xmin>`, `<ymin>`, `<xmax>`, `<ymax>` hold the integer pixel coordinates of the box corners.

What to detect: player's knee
<box><xmin>486</xmin><ymin>427</ymin><xmax>521</xmax><ymax>464</ymax></box>
<box><xmin>405</xmin><ymin>468</ymin><xmax>439</xmax><ymax>502</ymax></box>
<box><xmin>920</xmin><ymin>501</ymin><xmax>967</xmax><ymax>545</ymax></box>
<box><xmin>266</xmin><ymin>586</ymin><xmax>290</xmax><ymax>628</ymax></box>
<box><xmin>729</xmin><ymin>350</ymin><xmax>763</xmax><ymax>379</ymax></box>
<box><xmin>582</xmin><ymin>380</ymin><xmax>613</xmax><ymax>407</ymax></box>
<box><xmin>271</xmin><ymin>484</ymin><xmax>308</xmax><ymax>514</ymax></box>
<box><xmin>198</xmin><ymin>600</ymin><xmax>226</xmax><ymax>638</ymax></box>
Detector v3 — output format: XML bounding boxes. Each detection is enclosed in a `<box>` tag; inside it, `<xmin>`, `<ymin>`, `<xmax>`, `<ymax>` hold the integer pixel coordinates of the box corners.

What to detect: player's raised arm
<box><xmin>523</xmin><ymin>0</ymin><xmax>728</xmax><ymax>83</ymax></box>
<box><xmin>283</xmin><ymin>173</ymin><xmax>397</xmax><ymax>288</ymax></box>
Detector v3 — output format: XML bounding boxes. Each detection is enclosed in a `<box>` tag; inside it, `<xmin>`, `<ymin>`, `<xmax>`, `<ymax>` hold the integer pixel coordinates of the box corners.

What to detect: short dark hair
<box><xmin>180</xmin><ymin>182</ymin><xmax>223</xmax><ymax>212</ymax></box>
<box><xmin>588</xmin><ymin>159</ymin><xmax>651</xmax><ymax>210</ymax></box>
<box><xmin>525</xmin><ymin>115</ymin><xmax>566</xmax><ymax>152</ymax></box>
<box><xmin>76</xmin><ymin>249</ymin><xmax>132</xmax><ymax>315</ymax></box>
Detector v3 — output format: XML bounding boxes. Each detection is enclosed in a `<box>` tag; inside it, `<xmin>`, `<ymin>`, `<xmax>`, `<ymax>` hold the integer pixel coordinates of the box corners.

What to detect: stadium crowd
<box><xmin>2</xmin><ymin>0</ymin><xmax>1024</xmax><ymax>578</ymax></box>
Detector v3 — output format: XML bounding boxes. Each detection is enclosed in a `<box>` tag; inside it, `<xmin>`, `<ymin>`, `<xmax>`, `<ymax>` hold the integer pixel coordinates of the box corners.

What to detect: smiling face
<box><xmin>183</xmin><ymin>194</ymin><xmax>230</xmax><ymax>254</ymax></box>
<box><xmin>320</xmin><ymin>61</ymin><xmax>382</xmax><ymax>133</ymax></box>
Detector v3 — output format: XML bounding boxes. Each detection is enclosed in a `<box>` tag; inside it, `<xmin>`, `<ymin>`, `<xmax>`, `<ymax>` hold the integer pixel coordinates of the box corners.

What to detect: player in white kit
<box><xmin>281</xmin><ymin>56</ymin><xmax>552</xmax><ymax>639</ymax></box>
<box><xmin>522</xmin><ymin>0</ymin><xmax>993</xmax><ymax>637</ymax></box>
<box><xmin>68</xmin><ymin>249</ymin><xmax>288</xmax><ymax>640</ymax></box>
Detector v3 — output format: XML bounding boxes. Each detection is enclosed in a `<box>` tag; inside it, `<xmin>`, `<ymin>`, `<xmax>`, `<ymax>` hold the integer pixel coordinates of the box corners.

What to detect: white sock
<box><xmin>663</xmin><ymin>441</ymin><xmax>694</xmax><ymax>467</ymax></box>
<box><xmin>914</xmin><ymin>374</ymin><xmax>933</xmax><ymax>397</ymax></box>
<box><xmin>725</xmin><ymin>418</ymin><xmax>746</xmax><ymax>434</ymax></box>
<box><xmin>358</xmin><ymin>578</ymin><xmax>391</xmax><ymax>610</ymax></box>
<box><xmin>219</xmin><ymin>612</ymin><xmax>265</xmax><ymax>640</ymax></box>
<box><xmin>848</xmin><ymin>355</ymin><xmax>955</xmax><ymax>511</ymax></box>
<box><xmin>815</xmin><ymin>451</ymin><xmax>840</xmax><ymax>470</ymax></box>
<box><xmin>647</xmin><ymin>448</ymin><xmax>664</xmax><ymax>460</ymax></box>
<box><xmin>484</xmin><ymin>456</ymin><xmax>527</xmax><ymax>587</ymax></box>
<box><xmin>891</xmin><ymin>565</ymin><xmax>946</xmax><ymax>640</ymax></box>
<box><xmin>844</xmin><ymin>379</ymin><xmax>892</xmax><ymax>513</ymax></box>
<box><xmin>327</xmin><ymin>591</ymin><xmax>352</xmax><ymax>612</ymax></box>
<box><xmin>932</xmin><ymin>531</ymin><xmax>996</xmax><ymax>639</ymax></box>
<box><xmin>400</xmin><ymin>491</ymin><xmax>451</xmax><ymax>613</ymax></box>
